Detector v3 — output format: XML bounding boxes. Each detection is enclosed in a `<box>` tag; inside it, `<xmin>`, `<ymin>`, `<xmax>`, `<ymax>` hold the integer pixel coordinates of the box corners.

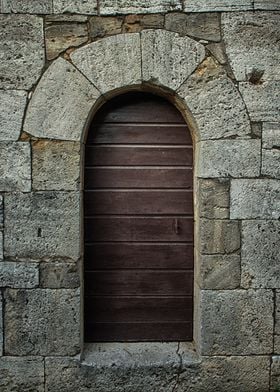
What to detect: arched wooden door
<box><xmin>84</xmin><ymin>92</ymin><xmax>193</xmax><ymax>342</ymax></box>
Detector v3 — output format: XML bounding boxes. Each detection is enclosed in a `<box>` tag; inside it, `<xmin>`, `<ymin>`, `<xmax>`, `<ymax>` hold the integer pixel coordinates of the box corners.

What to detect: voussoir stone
<box><xmin>0</xmin><ymin>90</ymin><xmax>27</xmax><ymax>141</ymax></box>
<box><xmin>4</xmin><ymin>288</ymin><xmax>80</xmax><ymax>356</ymax></box>
<box><xmin>99</xmin><ymin>0</ymin><xmax>182</xmax><ymax>15</ymax></box>
<box><xmin>200</xmin><ymin>219</ymin><xmax>240</xmax><ymax>254</ymax></box>
<box><xmin>24</xmin><ymin>57</ymin><xmax>100</xmax><ymax>141</ymax></box>
<box><xmin>198</xmin><ymin>178</ymin><xmax>230</xmax><ymax>219</ymax></box>
<box><xmin>222</xmin><ymin>12</ymin><xmax>280</xmax><ymax>82</ymax></box>
<box><xmin>40</xmin><ymin>261</ymin><xmax>80</xmax><ymax>288</ymax></box>
<box><xmin>0</xmin><ymin>142</ymin><xmax>31</xmax><ymax>192</ymax></box>
<box><xmin>2</xmin><ymin>0</ymin><xmax>52</xmax><ymax>13</ymax></box>
<box><xmin>230</xmin><ymin>179</ymin><xmax>280</xmax><ymax>219</ymax></box>
<box><xmin>53</xmin><ymin>0</ymin><xmax>98</xmax><ymax>14</ymax></box>
<box><xmin>0</xmin><ymin>357</ymin><xmax>44</xmax><ymax>392</ymax></box>
<box><xmin>4</xmin><ymin>192</ymin><xmax>80</xmax><ymax>261</ymax></box>
<box><xmin>200</xmin><ymin>289</ymin><xmax>273</xmax><ymax>355</ymax></box>
<box><xmin>197</xmin><ymin>139</ymin><xmax>261</xmax><ymax>178</ymax></box>
<box><xmin>71</xmin><ymin>33</ymin><xmax>141</xmax><ymax>94</ymax></box>
<box><xmin>183</xmin><ymin>0</ymin><xmax>253</xmax><ymax>12</ymax></box>
<box><xmin>0</xmin><ymin>15</ymin><xmax>44</xmax><ymax>89</ymax></box>
<box><xmin>0</xmin><ymin>262</ymin><xmax>39</xmax><ymax>288</ymax></box>
<box><xmin>142</xmin><ymin>29</ymin><xmax>205</xmax><ymax>91</ymax></box>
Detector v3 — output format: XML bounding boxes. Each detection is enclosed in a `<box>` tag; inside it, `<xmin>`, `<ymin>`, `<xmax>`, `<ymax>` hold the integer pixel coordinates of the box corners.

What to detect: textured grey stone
<box><xmin>24</xmin><ymin>57</ymin><xmax>100</xmax><ymax>141</ymax></box>
<box><xmin>53</xmin><ymin>0</ymin><xmax>98</xmax><ymax>14</ymax></box>
<box><xmin>206</xmin><ymin>42</ymin><xmax>227</xmax><ymax>64</ymax></box>
<box><xmin>241</xmin><ymin>221</ymin><xmax>280</xmax><ymax>288</ymax></box>
<box><xmin>89</xmin><ymin>16</ymin><xmax>123</xmax><ymax>39</ymax></box>
<box><xmin>198</xmin><ymin>178</ymin><xmax>230</xmax><ymax>219</ymax></box>
<box><xmin>200</xmin><ymin>289</ymin><xmax>273</xmax><ymax>355</ymax></box>
<box><xmin>142</xmin><ymin>29</ymin><xmax>205</xmax><ymax>91</ymax></box>
<box><xmin>230</xmin><ymin>179</ymin><xmax>280</xmax><ymax>219</ymax></box>
<box><xmin>32</xmin><ymin>140</ymin><xmax>80</xmax><ymax>191</ymax></box>
<box><xmin>5</xmin><ymin>192</ymin><xmax>80</xmax><ymax>261</ymax></box>
<box><xmin>255</xmin><ymin>0</ymin><xmax>280</xmax><ymax>10</ymax></box>
<box><xmin>262</xmin><ymin>122</ymin><xmax>280</xmax><ymax>149</ymax></box>
<box><xmin>0</xmin><ymin>195</ymin><xmax>3</xmax><ymax>229</ymax></box>
<box><xmin>222</xmin><ymin>12</ymin><xmax>280</xmax><ymax>81</ymax></box>
<box><xmin>0</xmin><ymin>232</ymin><xmax>3</xmax><ymax>261</ymax></box>
<box><xmin>0</xmin><ymin>357</ymin><xmax>44</xmax><ymax>392</ymax></box>
<box><xmin>40</xmin><ymin>261</ymin><xmax>80</xmax><ymax>288</ymax></box>
<box><xmin>184</xmin><ymin>0</ymin><xmax>253</xmax><ymax>12</ymax></box>
<box><xmin>4</xmin><ymin>288</ymin><xmax>80</xmax><ymax>356</ymax></box>
<box><xmin>0</xmin><ymin>294</ymin><xmax>2</xmax><ymax>356</ymax></box>
<box><xmin>199</xmin><ymin>254</ymin><xmax>240</xmax><ymax>289</ymax></box>
<box><xmin>271</xmin><ymin>356</ymin><xmax>280</xmax><ymax>392</ymax></box>
<box><xmin>262</xmin><ymin>149</ymin><xmax>280</xmax><ymax>179</ymax></box>
<box><xmin>275</xmin><ymin>336</ymin><xmax>280</xmax><ymax>355</ymax></box>
<box><xmin>99</xmin><ymin>0</ymin><xmax>182</xmax><ymax>15</ymax></box>
<box><xmin>71</xmin><ymin>33</ymin><xmax>141</xmax><ymax>94</ymax></box>
<box><xmin>178</xmin><ymin>59</ymin><xmax>251</xmax><ymax>140</ymax></box>
<box><xmin>276</xmin><ymin>291</ymin><xmax>280</xmax><ymax>338</ymax></box>
<box><xmin>0</xmin><ymin>90</ymin><xmax>27</xmax><ymax>141</ymax></box>
<box><xmin>200</xmin><ymin>220</ymin><xmax>240</xmax><ymax>254</ymax></box>
<box><xmin>0</xmin><ymin>15</ymin><xmax>44</xmax><ymax>89</ymax></box>
<box><xmin>239</xmin><ymin>81</ymin><xmax>280</xmax><ymax>122</ymax></box>
<box><xmin>197</xmin><ymin>139</ymin><xmax>261</xmax><ymax>178</ymax></box>
<box><xmin>2</xmin><ymin>0</ymin><xmax>52</xmax><ymax>13</ymax></box>
<box><xmin>165</xmin><ymin>12</ymin><xmax>221</xmax><ymax>42</ymax></box>
<box><xmin>0</xmin><ymin>142</ymin><xmax>31</xmax><ymax>192</ymax></box>
<box><xmin>0</xmin><ymin>262</ymin><xmax>39</xmax><ymax>288</ymax></box>
<box><xmin>46</xmin><ymin>15</ymin><xmax>88</xmax><ymax>22</ymax></box>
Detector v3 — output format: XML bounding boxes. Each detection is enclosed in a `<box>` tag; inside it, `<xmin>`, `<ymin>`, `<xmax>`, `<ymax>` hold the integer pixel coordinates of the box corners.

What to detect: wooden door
<box><xmin>84</xmin><ymin>92</ymin><xmax>193</xmax><ymax>342</ymax></box>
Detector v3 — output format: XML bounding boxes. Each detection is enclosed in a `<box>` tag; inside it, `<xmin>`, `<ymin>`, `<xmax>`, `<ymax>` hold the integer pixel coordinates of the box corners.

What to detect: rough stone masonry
<box><xmin>0</xmin><ymin>1</ymin><xmax>279</xmax><ymax>391</ymax></box>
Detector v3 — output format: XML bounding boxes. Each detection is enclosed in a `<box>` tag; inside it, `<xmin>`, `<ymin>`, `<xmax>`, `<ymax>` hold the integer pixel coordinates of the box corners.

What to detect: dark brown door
<box><xmin>84</xmin><ymin>92</ymin><xmax>193</xmax><ymax>342</ymax></box>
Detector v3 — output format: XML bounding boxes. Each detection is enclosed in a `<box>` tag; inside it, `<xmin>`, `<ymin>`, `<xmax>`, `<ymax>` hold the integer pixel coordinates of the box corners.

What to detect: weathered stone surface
<box><xmin>262</xmin><ymin>149</ymin><xmax>280</xmax><ymax>179</ymax></box>
<box><xmin>99</xmin><ymin>0</ymin><xmax>182</xmax><ymax>15</ymax></box>
<box><xmin>200</xmin><ymin>220</ymin><xmax>240</xmax><ymax>254</ymax></box>
<box><xmin>0</xmin><ymin>195</ymin><xmax>3</xmax><ymax>229</ymax></box>
<box><xmin>46</xmin><ymin>15</ymin><xmax>88</xmax><ymax>22</ymax></box>
<box><xmin>24</xmin><ymin>57</ymin><xmax>100</xmax><ymax>141</ymax></box>
<box><xmin>0</xmin><ymin>357</ymin><xmax>44</xmax><ymax>392</ymax></box>
<box><xmin>165</xmin><ymin>12</ymin><xmax>221</xmax><ymax>42</ymax></box>
<box><xmin>230</xmin><ymin>179</ymin><xmax>280</xmax><ymax>219</ymax></box>
<box><xmin>71</xmin><ymin>34</ymin><xmax>141</xmax><ymax>94</ymax></box>
<box><xmin>275</xmin><ymin>336</ymin><xmax>280</xmax><ymax>355</ymax></box>
<box><xmin>0</xmin><ymin>15</ymin><xmax>44</xmax><ymax>89</ymax></box>
<box><xmin>40</xmin><ymin>261</ymin><xmax>80</xmax><ymax>288</ymax></box>
<box><xmin>2</xmin><ymin>0</ymin><xmax>52</xmax><ymax>13</ymax></box>
<box><xmin>0</xmin><ymin>90</ymin><xmax>27</xmax><ymax>141</ymax></box>
<box><xmin>262</xmin><ymin>122</ymin><xmax>280</xmax><ymax>149</ymax></box>
<box><xmin>198</xmin><ymin>178</ymin><xmax>230</xmax><ymax>219</ymax></box>
<box><xmin>200</xmin><ymin>289</ymin><xmax>273</xmax><ymax>355</ymax></box>
<box><xmin>0</xmin><ymin>294</ymin><xmax>2</xmax><ymax>355</ymax></box>
<box><xmin>53</xmin><ymin>0</ymin><xmax>98</xmax><ymax>14</ymax></box>
<box><xmin>241</xmin><ymin>221</ymin><xmax>280</xmax><ymax>288</ymax></box>
<box><xmin>5</xmin><ymin>192</ymin><xmax>80</xmax><ymax>261</ymax></box>
<box><xmin>4</xmin><ymin>288</ymin><xmax>80</xmax><ymax>356</ymax></box>
<box><xmin>32</xmin><ymin>140</ymin><xmax>80</xmax><ymax>191</ymax></box>
<box><xmin>197</xmin><ymin>139</ymin><xmax>261</xmax><ymax>178</ymax></box>
<box><xmin>239</xmin><ymin>81</ymin><xmax>280</xmax><ymax>122</ymax></box>
<box><xmin>0</xmin><ymin>262</ymin><xmax>39</xmax><ymax>288</ymax></box>
<box><xmin>89</xmin><ymin>16</ymin><xmax>123</xmax><ymax>39</ymax></box>
<box><xmin>271</xmin><ymin>356</ymin><xmax>280</xmax><ymax>391</ymax></box>
<box><xmin>0</xmin><ymin>142</ymin><xmax>31</xmax><ymax>192</ymax></box>
<box><xmin>222</xmin><ymin>12</ymin><xmax>280</xmax><ymax>81</ymax></box>
<box><xmin>206</xmin><ymin>42</ymin><xmax>227</xmax><ymax>64</ymax></box>
<box><xmin>255</xmin><ymin>0</ymin><xmax>280</xmax><ymax>10</ymax></box>
<box><xmin>184</xmin><ymin>0</ymin><xmax>253</xmax><ymax>11</ymax></box>
<box><xmin>142</xmin><ymin>29</ymin><xmax>205</xmax><ymax>91</ymax></box>
<box><xmin>178</xmin><ymin>59</ymin><xmax>251</xmax><ymax>140</ymax></box>
<box><xmin>274</xmin><ymin>291</ymin><xmax>280</xmax><ymax>341</ymax></box>
<box><xmin>0</xmin><ymin>232</ymin><xmax>3</xmax><ymax>261</ymax></box>
<box><xmin>122</xmin><ymin>14</ymin><xmax>165</xmax><ymax>33</ymax></box>
<box><xmin>46</xmin><ymin>22</ymin><xmax>88</xmax><ymax>60</ymax></box>
<box><xmin>199</xmin><ymin>254</ymin><xmax>240</xmax><ymax>289</ymax></box>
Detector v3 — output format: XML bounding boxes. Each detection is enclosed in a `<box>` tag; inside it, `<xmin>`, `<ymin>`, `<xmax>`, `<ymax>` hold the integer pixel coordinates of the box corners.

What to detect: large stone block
<box><xmin>262</xmin><ymin>122</ymin><xmax>280</xmax><ymax>149</ymax></box>
<box><xmin>24</xmin><ymin>57</ymin><xmax>100</xmax><ymax>141</ymax></box>
<box><xmin>0</xmin><ymin>90</ymin><xmax>27</xmax><ymax>141</ymax></box>
<box><xmin>271</xmin><ymin>356</ymin><xmax>280</xmax><ymax>392</ymax></box>
<box><xmin>0</xmin><ymin>142</ymin><xmax>31</xmax><ymax>192</ymax></box>
<box><xmin>230</xmin><ymin>179</ymin><xmax>280</xmax><ymax>219</ymax></box>
<box><xmin>197</xmin><ymin>139</ymin><xmax>261</xmax><ymax>178</ymax></box>
<box><xmin>32</xmin><ymin>140</ymin><xmax>80</xmax><ymax>191</ymax></box>
<box><xmin>222</xmin><ymin>12</ymin><xmax>280</xmax><ymax>81</ymax></box>
<box><xmin>239</xmin><ymin>81</ymin><xmax>280</xmax><ymax>122</ymax></box>
<box><xmin>142</xmin><ymin>29</ymin><xmax>205</xmax><ymax>91</ymax></box>
<box><xmin>198</xmin><ymin>178</ymin><xmax>230</xmax><ymax>219</ymax></box>
<box><xmin>4</xmin><ymin>288</ymin><xmax>80</xmax><ymax>356</ymax></box>
<box><xmin>0</xmin><ymin>15</ymin><xmax>44</xmax><ymax>89</ymax></box>
<box><xmin>178</xmin><ymin>59</ymin><xmax>251</xmax><ymax>140</ymax></box>
<box><xmin>53</xmin><ymin>0</ymin><xmax>98</xmax><ymax>14</ymax></box>
<box><xmin>99</xmin><ymin>0</ymin><xmax>182</xmax><ymax>15</ymax></box>
<box><xmin>0</xmin><ymin>357</ymin><xmax>44</xmax><ymax>392</ymax></box>
<box><xmin>4</xmin><ymin>192</ymin><xmax>80</xmax><ymax>261</ymax></box>
<box><xmin>71</xmin><ymin>34</ymin><xmax>141</xmax><ymax>94</ymax></box>
<box><xmin>200</xmin><ymin>289</ymin><xmax>273</xmax><ymax>355</ymax></box>
<box><xmin>241</xmin><ymin>221</ymin><xmax>280</xmax><ymax>288</ymax></box>
<box><xmin>200</xmin><ymin>219</ymin><xmax>240</xmax><ymax>254</ymax></box>
<box><xmin>262</xmin><ymin>149</ymin><xmax>280</xmax><ymax>179</ymax></box>
<box><xmin>2</xmin><ymin>0</ymin><xmax>52</xmax><ymax>13</ymax></box>
<box><xmin>40</xmin><ymin>261</ymin><xmax>80</xmax><ymax>288</ymax></box>
<box><xmin>183</xmin><ymin>0</ymin><xmax>253</xmax><ymax>12</ymax></box>
<box><xmin>0</xmin><ymin>262</ymin><xmax>39</xmax><ymax>288</ymax></box>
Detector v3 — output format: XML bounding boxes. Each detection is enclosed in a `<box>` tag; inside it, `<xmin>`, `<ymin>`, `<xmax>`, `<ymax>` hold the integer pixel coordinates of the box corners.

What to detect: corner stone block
<box><xmin>0</xmin><ymin>262</ymin><xmax>39</xmax><ymax>288</ymax></box>
<box><xmin>200</xmin><ymin>289</ymin><xmax>273</xmax><ymax>355</ymax></box>
<box><xmin>0</xmin><ymin>357</ymin><xmax>44</xmax><ymax>392</ymax></box>
<box><xmin>4</xmin><ymin>288</ymin><xmax>80</xmax><ymax>356</ymax></box>
<box><xmin>53</xmin><ymin>0</ymin><xmax>98</xmax><ymax>14</ymax></box>
<box><xmin>71</xmin><ymin>34</ymin><xmax>141</xmax><ymax>94</ymax></box>
<box><xmin>222</xmin><ymin>12</ymin><xmax>280</xmax><ymax>81</ymax></box>
<box><xmin>200</xmin><ymin>219</ymin><xmax>240</xmax><ymax>254</ymax></box>
<box><xmin>271</xmin><ymin>356</ymin><xmax>280</xmax><ymax>392</ymax></box>
<box><xmin>183</xmin><ymin>0</ymin><xmax>253</xmax><ymax>12</ymax></box>
<box><xmin>142</xmin><ymin>29</ymin><xmax>205</xmax><ymax>91</ymax></box>
<box><xmin>0</xmin><ymin>142</ymin><xmax>31</xmax><ymax>192</ymax></box>
<box><xmin>196</xmin><ymin>139</ymin><xmax>261</xmax><ymax>178</ymax></box>
<box><xmin>4</xmin><ymin>192</ymin><xmax>80</xmax><ymax>261</ymax></box>
<box><xmin>197</xmin><ymin>178</ymin><xmax>230</xmax><ymax>219</ymax></box>
<box><xmin>262</xmin><ymin>149</ymin><xmax>280</xmax><ymax>179</ymax></box>
<box><xmin>0</xmin><ymin>90</ymin><xmax>27</xmax><ymax>141</ymax></box>
<box><xmin>24</xmin><ymin>57</ymin><xmax>101</xmax><ymax>141</ymax></box>
<box><xmin>40</xmin><ymin>261</ymin><xmax>80</xmax><ymax>288</ymax></box>
<box><xmin>99</xmin><ymin>0</ymin><xmax>182</xmax><ymax>15</ymax></box>
<box><xmin>230</xmin><ymin>179</ymin><xmax>280</xmax><ymax>219</ymax></box>
<box><xmin>0</xmin><ymin>15</ymin><xmax>44</xmax><ymax>90</ymax></box>
<box><xmin>2</xmin><ymin>0</ymin><xmax>52</xmax><ymax>13</ymax></box>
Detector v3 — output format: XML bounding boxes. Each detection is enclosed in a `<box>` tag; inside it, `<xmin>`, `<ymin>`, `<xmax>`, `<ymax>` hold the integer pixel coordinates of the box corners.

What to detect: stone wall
<box><xmin>0</xmin><ymin>1</ymin><xmax>279</xmax><ymax>391</ymax></box>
